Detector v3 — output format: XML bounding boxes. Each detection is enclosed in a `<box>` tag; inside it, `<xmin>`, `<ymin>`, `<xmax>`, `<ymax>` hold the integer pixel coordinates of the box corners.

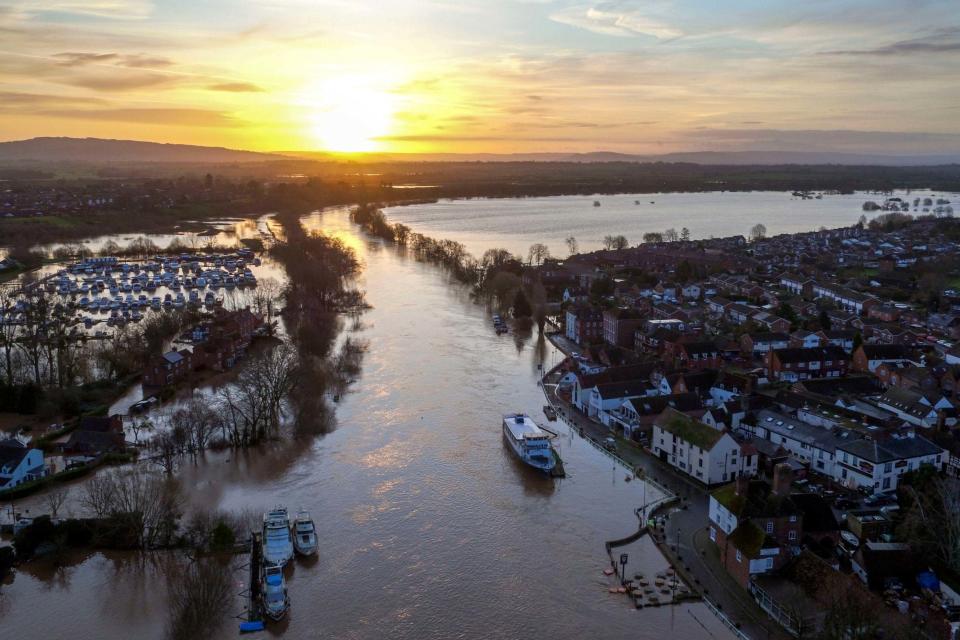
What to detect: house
<box><xmin>708</xmin><ymin>466</ymin><xmax>803</xmax><ymax>587</ymax></box>
<box><xmin>671</xmin><ymin>340</ymin><xmax>721</xmax><ymax>371</ymax></box>
<box><xmin>852</xmin><ymin>344</ymin><xmax>917</xmax><ymax>374</ymax></box>
<box><xmin>741</xmin><ymin>332</ymin><xmax>790</xmax><ymax>355</ymax></box>
<box><xmin>602</xmin><ymin>307</ymin><xmax>646</xmax><ymax>348</ymax></box>
<box><xmin>0</xmin><ymin>438</ymin><xmax>44</xmax><ymax>490</ymax></box>
<box><xmin>810</xmin><ymin>283</ymin><xmax>879</xmax><ymax>316</ymax></box>
<box><xmin>587</xmin><ymin>379</ymin><xmax>656</xmax><ymax>425</ymax></box>
<box><xmin>61</xmin><ymin>429</ymin><xmax>126</xmax><ymax>465</ymax></box>
<box><xmin>143</xmin><ymin>349</ymin><xmax>195</xmax><ymax>387</ymax></box>
<box><xmin>765</xmin><ymin>346</ymin><xmax>850</xmax><ymax>382</ymax></box>
<box><xmin>780</xmin><ymin>273</ymin><xmax>815</xmax><ymax>298</ymax></box>
<box><xmin>751</xmin><ymin>312</ymin><xmax>791</xmax><ymax>334</ymax></box>
<box><xmin>818</xmin><ymin>329</ymin><xmax>858</xmax><ymax>352</ymax></box>
<box><xmin>789</xmin><ymin>330</ymin><xmax>822</xmax><ymax>349</ymax></box>
<box><xmin>834</xmin><ymin>434</ymin><xmax>944</xmax><ymax>493</ymax></box>
<box><xmin>608</xmin><ymin>393</ymin><xmax>703</xmax><ymax>441</ymax></box>
<box><xmin>740</xmin><ymin>409</ymin><xmax>845</xmax><ymax>477</ymax></box>
<box><xmin>652</xmin><ymin>407</ymin><xmax>757</xmax><ymax>485</ymax></box>
<box><xmin>874</xmin><ymin>387</ymin><xmax>950</xmax><ymax>429</ymax></box>
<box><xmin>571</xmin><ymin>362</ymin><xmax>660</xmax><ymax>412</ymax></box>
<box><xmin>565</xmin><ymin>305</ymin><xmax>603</xmax><ymax>346</ymax></box>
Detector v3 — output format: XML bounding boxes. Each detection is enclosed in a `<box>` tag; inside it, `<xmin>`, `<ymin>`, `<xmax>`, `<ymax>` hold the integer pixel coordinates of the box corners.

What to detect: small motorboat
<box><xmin>261</xmin><ymin>564</ymin><xmax>290</xmax><ymax>621</ymax></box>
<box><xmin>262</xmin><ymin>507</ymin><xmax>293</xmax><ymax>567</ymax></box>
<box><xmin>293</xmin><ymin>509</ymin><xmax>318</xmax><ymax>556</ymax></box>
<box><xmin>542</xmin><ymin>405</ymin><xmax>557</xmax><ymax>421</ymax></box>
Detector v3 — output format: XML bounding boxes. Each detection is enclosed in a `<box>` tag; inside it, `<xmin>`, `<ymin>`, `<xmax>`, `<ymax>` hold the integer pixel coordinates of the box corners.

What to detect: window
<box><xmin>710</xmin><ymin>527</ymin><xmax>716</xmax><ymax>542</ymax></box>
<box><xmin>884</xmin><ymin>462</ymin><xmax>892</xmax><ymax>473</ymax></box>
<box><xmin>789</xmin><ymin>515</ymin><xmax>797</xmax><ymax>523</ymax></box>
<box><xmin>766</xmin><ymin>521</ymin><xmax>774</xmax><ymax>534</ymax></box>
<box><xmin>736</xmin><ymin>550</ymin><xmax>742</xmax><ymax>563</ymax></box>
<box><xmin>788</xmin><ymin>530</ymin><xmax>797</xmax><ymax>542</ymax></box>
<box><xmin>882</xmin><ymin>477</ymin><xmax>891</xmax><ymax>490</ymax></box>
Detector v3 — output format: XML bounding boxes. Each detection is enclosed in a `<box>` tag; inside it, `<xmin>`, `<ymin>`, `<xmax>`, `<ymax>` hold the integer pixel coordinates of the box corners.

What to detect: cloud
<box><xmin>59</xmin><ymin>71</ymin><xmax>176</xmax><ymax>91</ymax></box>
<box><xmin>8</xmin><ymin>0</ymin><xmax>154</xmax><ymax>20</ymax></box>
<box><xmin>823</xmin><ymin>38</ymin><xmax>960</xmax><ymax>57</ymax></box>
<box><xmin>550</xmin><ymin>2</ymin><xmax>681</xmax><ymax>39</ymax></box>
<box><xmin>0</xmin><ymin>90</ymin><xmax>106</xmax><ymax>111</ymax></box>
<box><xmin>53</xmin><ymin>51</ymin><xmax>173</xmax><ymax>68</ymax></box>
<box><xmin>207</xmin><ymin>81</ymin><xmax>264</xmax><ymax>92</ymax></box>
<box><xmin>39</xmin><ymin>107</ymin><xmax>237</xmax><ymax>127</ymax></box>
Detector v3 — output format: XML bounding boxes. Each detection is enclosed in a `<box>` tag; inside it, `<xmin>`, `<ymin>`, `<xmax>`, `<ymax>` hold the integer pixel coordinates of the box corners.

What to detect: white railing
<box><xmin>703</xmin><ymin>595</ymin><xmax>752</xmax><ymax>640</ymax></box>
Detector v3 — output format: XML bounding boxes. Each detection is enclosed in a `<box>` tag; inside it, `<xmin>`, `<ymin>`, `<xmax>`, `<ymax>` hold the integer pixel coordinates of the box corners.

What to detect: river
<box><xmin>382</xmin><ymin>189</ymin><xmax>957</xmax><ymax>257</ymax></box>
<box><xmin>0</xmin><ymin>207</ymin><xmax>734</xmax><ymax>639</ymax></box>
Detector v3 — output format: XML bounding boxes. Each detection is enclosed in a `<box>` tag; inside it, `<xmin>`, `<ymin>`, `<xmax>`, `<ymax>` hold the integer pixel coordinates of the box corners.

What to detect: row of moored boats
<box><xmin>260</xmin><ymin>507</ymin><xmax>317</xmax><ymax>621</ymax></box>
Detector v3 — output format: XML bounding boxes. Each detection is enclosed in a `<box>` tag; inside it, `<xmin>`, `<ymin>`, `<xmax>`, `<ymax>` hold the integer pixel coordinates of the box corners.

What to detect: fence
<box><xmin>703</xmin><ymin>595</ymin><xmax>752</xmax><ymax>640</ymax></box>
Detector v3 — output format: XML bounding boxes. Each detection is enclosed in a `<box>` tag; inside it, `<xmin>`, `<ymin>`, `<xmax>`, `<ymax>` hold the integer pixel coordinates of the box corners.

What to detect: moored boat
<box><xmin>293</xmin><ymin>510</ymin><xmax>318</xmax><ymax>556</ymax></box>
<box><xmin>262</xmin><ymin>507</ymin><xmax>293</xmax><ymax>567</ymax></box>
<box><xmin>261</xmin><ymin>564</ymin><xmax>290</xmax><ymax>621</ymax></box>
<box><xmin>502</xmin><ymin>413</ymin><xmax>557</xmax><ymax>473</ymax></box>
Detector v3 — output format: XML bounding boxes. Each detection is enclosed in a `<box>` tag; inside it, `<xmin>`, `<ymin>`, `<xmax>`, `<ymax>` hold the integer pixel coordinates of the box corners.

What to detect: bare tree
<box><xmin>680</xmin><ymin>227</ymin><xmax>691</xmax><ymax>242</ymax></box>
<box><xmin>564</xmin><ymin>236</ymin><xmax>578</xmax><ymax>256</ymax></box>
<box><xmin>663</xmin><ymin>228</ymin><xmax>679</xmax><ymax>242</ymax></box>
<box><xmin>44</xmin><ymin>487</ymin><xmax>68</xmax><ymax>519</ymax></box>
<box><xmin>527</xmin><ymin>243</ymin><xmax>550</xmax><ymax>266</ymax></box>
<box><xmin>0</xmin><ymin>286</ymin><xmax>19</xmax><ymax>386</ymax></box>
<box><xmin>83</xmin><ymin>468</ymin><xmax>181</xmax><ymax>549</ymax></box>
<box><xmin>602</xmin><ymin>235</ymin><xmax>628</xmax><ymax>251</ymax></box>
<box><xmin>750</xmin><ymin>223</ymin><xmax>767</xmax><ymax>241</ymax></box>
<box><xmin>166</xmin><ymin>556</ymin><xmax>234</xmax><ymax>640</ymax></box>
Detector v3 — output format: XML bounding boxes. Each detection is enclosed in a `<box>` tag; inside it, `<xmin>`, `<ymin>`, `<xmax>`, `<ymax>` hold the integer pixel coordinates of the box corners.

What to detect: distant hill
<box><xmin>0</xmin><ymin>137</ymin><xmax>284</xmax><ymax>163</ymax></box>
<box><xmin>305</xmin><ymin>149</ymin><xmax>960</xmax><ymax>166</ymax></box>
<box><xmin>3</xmin><ymin>137</ymin><xmax>958</xmax><ymax>166</ymax></box>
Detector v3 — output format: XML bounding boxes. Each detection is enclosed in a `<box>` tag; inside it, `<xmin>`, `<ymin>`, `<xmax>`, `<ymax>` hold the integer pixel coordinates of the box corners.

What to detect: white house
<box><xmin>739</xmin><ymin>409</ymin><xmax>843</xmax><ymax>477</ymax></box>
<box><xmin>652</xmin><ymin>408</ymin><xmax>757</xmax><ymax>485</ymax></box>
<box><xmin>834</xmin><ymin>434</ymin><xmax>944</xmax><ymax>493</ymax></box>
<box><xmin>0</xmin><ymin>438</ymin><xmax>45</xmax><ymax>490</ymax></box>
<box><xmin>875</xmin><ymin>387</ymin><xmax>951</xmax><ymax>429</ymax></box>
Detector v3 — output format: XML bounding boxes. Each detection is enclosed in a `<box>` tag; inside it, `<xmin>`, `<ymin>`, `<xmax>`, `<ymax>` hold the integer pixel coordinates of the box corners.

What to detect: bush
<box><xmin>210</xmin><ymin>521</ymin><xmax>235</xmax><ymax>551</ymax></box>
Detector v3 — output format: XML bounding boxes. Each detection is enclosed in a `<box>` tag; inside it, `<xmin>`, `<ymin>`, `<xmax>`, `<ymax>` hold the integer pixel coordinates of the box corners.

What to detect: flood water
<box><xmin>383</xmin><ymin>189</ymin><xmax>957</xmax><ymax>257</ymax></box>
<box><xmin>0</xmin><ymin>207</ymin><xmax>734</xmax><ymax>639</ymax></box>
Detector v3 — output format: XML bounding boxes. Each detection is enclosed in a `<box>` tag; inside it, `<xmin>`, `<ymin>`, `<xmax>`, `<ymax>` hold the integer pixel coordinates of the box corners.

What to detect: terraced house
<box><xmin>652</xmin><ymin>408</ymin><xmax>757</xmax><ymax>485</ymax></box>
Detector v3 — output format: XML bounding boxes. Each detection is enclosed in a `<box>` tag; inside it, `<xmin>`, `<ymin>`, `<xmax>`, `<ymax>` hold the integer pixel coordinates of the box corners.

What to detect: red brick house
<box><xmin>708</xmin><ymin>465</ymin><xmax>803</xmax><ymax>587</ymax></box>
<box><xmin>143</xmin><ymin>349</ymin><xmax>195</xmax><ymax>387</ymax></box>
<box><xmin>765</xmin><ymin>346</ymin><xmax>850</xmax><ymax>382</ymax></box>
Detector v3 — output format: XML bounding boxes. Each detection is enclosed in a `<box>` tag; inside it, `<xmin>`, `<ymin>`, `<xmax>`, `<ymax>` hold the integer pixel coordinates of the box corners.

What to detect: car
<box><xmin>603</xmin><ymin>437</ymin><xmax>617</xmax><ymax>451</ymax></box>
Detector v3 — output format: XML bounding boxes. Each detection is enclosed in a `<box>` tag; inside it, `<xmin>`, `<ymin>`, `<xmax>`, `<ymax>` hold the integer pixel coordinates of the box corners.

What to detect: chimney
<box><xmin>771</xmin><ymin>463</ymin><xmax>792</xmax><ymax>497</ymax></box>
<box><xmin>734</xmin><ymin>474</ymin><xmax>750</xmax><ymax>497</ymax></box>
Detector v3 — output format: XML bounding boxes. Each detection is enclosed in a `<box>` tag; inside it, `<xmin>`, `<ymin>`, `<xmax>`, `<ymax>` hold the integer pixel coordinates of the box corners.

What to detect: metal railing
<box><xmin>703</xmin><ymin>595</ymin><xmax>752</xmax><ymax>640</ymax></box>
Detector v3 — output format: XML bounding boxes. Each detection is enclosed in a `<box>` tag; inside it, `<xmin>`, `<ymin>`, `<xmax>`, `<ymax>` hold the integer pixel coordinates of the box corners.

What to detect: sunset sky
<box><xmin>1</xmin><ymin>0</ymin><xmax>959</xmax><ymax>154</ymax></box>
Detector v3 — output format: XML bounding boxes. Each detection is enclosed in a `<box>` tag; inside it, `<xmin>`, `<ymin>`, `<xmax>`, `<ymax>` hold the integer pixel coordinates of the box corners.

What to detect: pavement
<box><xmin>542</xmin><ymin>366</ymin><xmax>788</xmax><ymax>640</ymax></box>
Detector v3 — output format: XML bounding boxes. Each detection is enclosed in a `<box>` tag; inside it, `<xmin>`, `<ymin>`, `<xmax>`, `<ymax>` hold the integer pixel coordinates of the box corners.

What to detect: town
<box><xmin>520</xmin><ymin>211</ymin><xmax>960</xmax><ymax>638</ymax></box>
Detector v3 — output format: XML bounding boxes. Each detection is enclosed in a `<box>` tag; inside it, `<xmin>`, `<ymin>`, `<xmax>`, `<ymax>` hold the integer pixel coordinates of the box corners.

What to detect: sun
<box><xmin>303</xmin><ymin>77</ymin><xmax>399</xmax><ymax>153</ymax></box>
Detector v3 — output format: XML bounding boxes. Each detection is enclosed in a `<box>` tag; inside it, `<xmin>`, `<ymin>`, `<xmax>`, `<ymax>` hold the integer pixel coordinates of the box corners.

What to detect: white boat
<box><xmin>502</xmin><ymin>413</ymin><xmax>557</xmax><ymax>473</ymax></box>
<box><xmin>293</xmin><ymin>510</ymin><xmax>318</xmax><ymax>556</ymax></box>
<box><xmin>261</xmin><ymin>564</ymin><xmax>290</xmax><ymax>621</ymax></box>
<box><xmin>262</xmin><ymin>507</ymin><xmax>293</xmax><ymax>567</ymax></box>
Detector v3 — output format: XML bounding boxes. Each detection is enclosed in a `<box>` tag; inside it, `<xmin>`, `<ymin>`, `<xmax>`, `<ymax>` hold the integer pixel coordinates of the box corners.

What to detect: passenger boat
<box><xmin>261</xmin><ymin>564</ymin><xmax>290</xmax><ymax>621</ymax></box>
<box><xmin>292</xmin><ymin>510</ymin><xmax>318</xmax><ymax>556</ymax></box>
<box><xmin>262</xmin><ymin>507</ymin><xmax>294</xmax><ymax>567</ymax></box>
<box><xmin>502</xmin><ymin>413</ymin><xmax>557</xmax><ymax>473</ymax></box>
